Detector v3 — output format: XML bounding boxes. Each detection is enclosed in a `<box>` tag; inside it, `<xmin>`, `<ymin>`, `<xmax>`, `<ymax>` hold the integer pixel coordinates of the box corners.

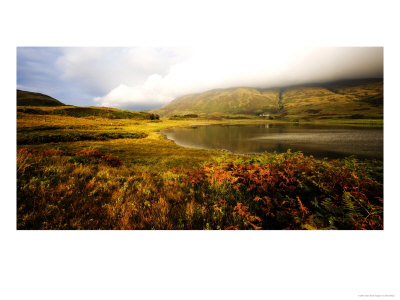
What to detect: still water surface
<box><xmin>161</xmin><ymin>123</ymin><xmax>383</xmax><ymax>160</ymax></box>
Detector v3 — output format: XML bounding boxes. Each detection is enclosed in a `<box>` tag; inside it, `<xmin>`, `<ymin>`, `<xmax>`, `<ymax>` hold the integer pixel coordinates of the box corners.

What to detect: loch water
<box><xmin>161</xmin><ymin>123</ymin><xmax>383</xmax><ymax>160</ymax></box>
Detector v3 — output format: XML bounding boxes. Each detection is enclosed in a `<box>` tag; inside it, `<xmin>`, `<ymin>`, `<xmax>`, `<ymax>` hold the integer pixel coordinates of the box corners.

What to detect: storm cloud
<box><xmin>17</xmin><ymin>47</ymin><xmax>383</xmax><ymax>109</ymax></box>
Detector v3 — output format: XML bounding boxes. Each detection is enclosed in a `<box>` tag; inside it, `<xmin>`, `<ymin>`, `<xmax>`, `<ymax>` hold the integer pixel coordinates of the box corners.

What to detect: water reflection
<box><xmin>161</xmin><ymin>123</ymin><xmax>383</xmax><ymax>160</ymax></box>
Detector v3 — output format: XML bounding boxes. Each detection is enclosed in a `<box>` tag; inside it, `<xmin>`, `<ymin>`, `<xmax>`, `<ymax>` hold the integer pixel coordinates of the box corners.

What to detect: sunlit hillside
<box><xmin>153</xmin><ymin>87</ymin><xmax>280</xmax><ymax>117</ymax></box>
<box><xmin>152</xmin><ymin>79</ymin><xmax>383</xmax><ymax>120</ymax></box>
<box><xmin>17</xmin><ymin>105</ymin><xmax>159</xmax><ymax>120</ymax></box>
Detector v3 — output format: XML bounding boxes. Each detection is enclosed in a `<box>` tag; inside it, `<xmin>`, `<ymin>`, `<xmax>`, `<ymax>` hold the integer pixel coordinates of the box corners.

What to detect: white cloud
<box><xmin>38</xmin><ymin>47</ymin><xmax>382</xmax><ymax>109</ymax></box>
<box><xmin>93</xmin><ymin>47</ymin><xmax>383</xmax><ymax>109</ymax></box>
<box><xmin>94</xmin><ymin>74</ymin><xmax>174</xmax><ymax>107</ymax></box>
<box><xmin>55</xmin><ymin>47</ymin><xmax>191</xmax><ymax>97</ymax></box>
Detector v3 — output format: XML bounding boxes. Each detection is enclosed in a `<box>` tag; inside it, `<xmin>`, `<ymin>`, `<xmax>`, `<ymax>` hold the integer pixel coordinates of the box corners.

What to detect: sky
<box><xmin>17</xmin><ymin>47</ymin><xmax>383</xmax><ymax>110</ymax></box>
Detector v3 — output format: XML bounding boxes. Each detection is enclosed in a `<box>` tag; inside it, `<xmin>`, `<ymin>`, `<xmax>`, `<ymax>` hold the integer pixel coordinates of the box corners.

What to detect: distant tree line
<box><xmin>147</xmin><ymin>113</ymin><xmax>160</xmax><ymax>120</ymax></box>
<box><xmin>169</xmin><ymin>114</ymin><xmax>198</xmax><ymax>119</ymax></box>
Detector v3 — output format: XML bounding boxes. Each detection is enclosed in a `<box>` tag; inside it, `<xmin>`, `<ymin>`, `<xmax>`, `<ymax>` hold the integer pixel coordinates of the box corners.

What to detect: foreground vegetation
<box><xmin>17</xmin><ymin>107</ymin><xmax>383</xmax><ymax>230</ymax></box>
<box><xmin>17</xmin><ymin>147</ymin><xmax>382</xmax><ymax>229</ymax></box>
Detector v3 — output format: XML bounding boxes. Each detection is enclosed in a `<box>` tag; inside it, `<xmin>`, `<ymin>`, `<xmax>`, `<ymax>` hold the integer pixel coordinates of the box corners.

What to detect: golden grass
<box><xmin>16</xmin><ymin>112</ymin><xmax>383</xmax><ymax>230</ymax></box>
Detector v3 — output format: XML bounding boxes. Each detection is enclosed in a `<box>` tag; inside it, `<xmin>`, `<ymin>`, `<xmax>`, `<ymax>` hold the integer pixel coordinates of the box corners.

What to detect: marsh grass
<box><xmin>18</xmin><ymin>130</ymin><xmax>147</xmax><ymax>144</ymax></box>
<box><xmin>16</xmin><ymin>109</ymin><xmax>383</xmax><ymax>230</ymax></box>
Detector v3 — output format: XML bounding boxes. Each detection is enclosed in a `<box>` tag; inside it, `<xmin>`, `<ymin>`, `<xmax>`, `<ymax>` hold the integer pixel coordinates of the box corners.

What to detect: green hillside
<box><xmin>152</xmin><ymin>79</ymin><xmax>383</xmax><ymax>120</ymax></box>
<box><xmin>17</xmin><ymin>90</ymin><xmax>159</xmax><ymax>120</ymax></box>
<box><xmin>17</xmin><ymin>90</ymin><xmax>66</xmax><ymax>106</ymax></box>
<box><xmin>154</xmin><ymin>87</ymin><xmax>280</xmax><ymax>117</ymax></box>
<box><xmin>17</xmin><ymin>106</ymin><xmax>159</xmax><ymax>120</ymax></box>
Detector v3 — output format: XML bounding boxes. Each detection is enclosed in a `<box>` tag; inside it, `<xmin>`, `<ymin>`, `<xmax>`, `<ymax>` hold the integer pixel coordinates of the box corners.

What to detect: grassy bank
<box><xmin>17</xmin><ymin>112</ymin><xmax>383</xmax><ymax>229</ymax></box>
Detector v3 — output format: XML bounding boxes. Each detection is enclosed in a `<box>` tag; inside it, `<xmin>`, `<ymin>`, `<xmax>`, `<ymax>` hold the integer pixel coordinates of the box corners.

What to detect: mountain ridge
<box><xmin>152</xmin><ymin>78</ymin><xmax>383</xmax><ymax>120</ymax></box>
<box><xmin>17</xmin><ymin>90</ymin><xmax>66</xmax><ymax>107</ymax></box>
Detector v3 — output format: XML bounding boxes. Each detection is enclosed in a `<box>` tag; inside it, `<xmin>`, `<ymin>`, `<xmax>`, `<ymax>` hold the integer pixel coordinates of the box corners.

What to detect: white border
<box><xmin>2</xmin><ymin>1</ymin><xmax>399</xmax><ymax>299</ymax></box>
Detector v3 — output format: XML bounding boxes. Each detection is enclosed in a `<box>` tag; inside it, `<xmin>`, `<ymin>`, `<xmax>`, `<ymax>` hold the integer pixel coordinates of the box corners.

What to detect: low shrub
<box><xmin>17</xmin><ymin>149</ymin><xmax>383</xmax><ymax>230</ymax></box>
<box><xmin>18</xmin><ymin>131</ymin><xmax>147</xmax><ymax>144</ymax></box>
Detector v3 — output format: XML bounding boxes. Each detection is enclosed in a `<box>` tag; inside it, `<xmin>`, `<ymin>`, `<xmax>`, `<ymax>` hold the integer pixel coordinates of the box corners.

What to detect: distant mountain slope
<box><xmin>17</xmin><ymin>90</ymin><xmax>160</xmax><ymax>120</ymax></box>
<box><xmin>155</xmin><ymin>88</ymin><xmax>280</xmax><ymax>117</ymax></box>
<box><xmin>17</xmin><ymin>90</ymin><xmax>66</xmax><ymax>106</ymax></box>
<box><xmin>152</xmin><ymin>79</ymin><xmax>383</xmax><ymax>120</ymax></box>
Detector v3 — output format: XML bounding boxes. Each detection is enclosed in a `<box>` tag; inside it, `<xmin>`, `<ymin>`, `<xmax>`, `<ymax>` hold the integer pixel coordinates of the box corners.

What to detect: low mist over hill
<box><xmin>152</xmin><ymin>79</ymin><xmax>383</xmax><ymax>120</ymax></box>
<box><xmin>17</xmin><ymin>90</ymin><xmax>66</xmax><ymax>107</ymax></box>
